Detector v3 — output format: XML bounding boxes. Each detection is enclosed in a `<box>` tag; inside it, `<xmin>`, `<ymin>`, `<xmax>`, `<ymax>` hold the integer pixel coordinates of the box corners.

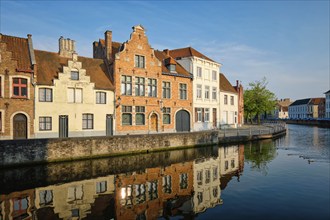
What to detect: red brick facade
<box><xmin>0</xmin><ymin>34</ymin><xmax>35</xmax><ymax>139</ymax></box>
<box><xmin>94</xmin><ymin>25</ymin><xmax>193</xmax><ymax>134</ymax></box>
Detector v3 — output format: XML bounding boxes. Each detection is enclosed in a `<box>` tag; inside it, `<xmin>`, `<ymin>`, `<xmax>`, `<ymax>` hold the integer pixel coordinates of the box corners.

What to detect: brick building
<box><xmin>94</xmin><ymin>25</ymin><xmax>193</xmax><ymax>135</ymax></box>
<box><xmin>0</xmin><ymin>34</ymin><xmax>36</xmax><ymax>140</ymax></box>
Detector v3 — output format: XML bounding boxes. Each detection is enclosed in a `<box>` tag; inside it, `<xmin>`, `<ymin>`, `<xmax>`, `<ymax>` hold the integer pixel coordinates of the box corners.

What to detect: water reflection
<box><xmin>0</xmin><ymin>145</ymin><xmax>248</xmax><ymax>220</ymax></box>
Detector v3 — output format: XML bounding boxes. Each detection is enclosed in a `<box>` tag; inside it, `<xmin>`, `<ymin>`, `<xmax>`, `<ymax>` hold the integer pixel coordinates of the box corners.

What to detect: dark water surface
<box><xmin>0</xmin><ymin>124</ymin><xmax>329</xmax><ymax>220</ymax></box>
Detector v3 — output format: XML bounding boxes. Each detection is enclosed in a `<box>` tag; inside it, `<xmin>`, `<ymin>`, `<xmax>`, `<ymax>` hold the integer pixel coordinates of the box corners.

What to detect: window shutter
<box><xmin>68</xmin><ymin>88</ymin><xmax>74</xmax><ymax>102</ymax></box>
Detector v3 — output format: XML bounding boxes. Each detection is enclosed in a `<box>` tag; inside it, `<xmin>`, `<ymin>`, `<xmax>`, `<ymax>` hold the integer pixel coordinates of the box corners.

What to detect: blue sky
<box><xmin>1</xmin><ymin>0</ymin><xmax>329</xmax><ymax>100</ymax></box>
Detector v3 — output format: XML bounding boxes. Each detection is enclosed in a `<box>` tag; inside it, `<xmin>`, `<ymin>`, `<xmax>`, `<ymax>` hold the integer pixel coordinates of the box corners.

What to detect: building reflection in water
<box><xmin>0</xmin><ymin>145</ymin><xmax>245</xmax><ymax>219</ymax></box>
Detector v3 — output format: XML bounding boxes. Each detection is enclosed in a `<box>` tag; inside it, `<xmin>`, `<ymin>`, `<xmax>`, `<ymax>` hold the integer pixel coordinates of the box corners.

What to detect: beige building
<box><xmin>34</xmin><ymin>37</ymin><xmax>115</xmax><ymax>138</ymax></box>
<box><xmin>34</xmin><ymin>175</ymin><xmax>115</xmax><ymax>219</ymax></box>
<box><xmin>273</xmin><ymin>98</ymin><xmax>292</xmax><ymax>119</ymax></box>
<box><xmin>219</xmin><ymin>73</ymin><xmax>238</xmax><ymax>128</ymax></box>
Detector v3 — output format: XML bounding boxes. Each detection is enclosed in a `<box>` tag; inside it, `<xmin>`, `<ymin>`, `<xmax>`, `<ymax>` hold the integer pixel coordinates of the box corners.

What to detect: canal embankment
<box><xmin>0</xmin><ymin>124</ymin><xmax>286</xmax><ymax>167</ymax></box>
<box><xmin>285</xmin><ymin>119</ymin><xmax>330</xmax><ymax>128</ymax></box>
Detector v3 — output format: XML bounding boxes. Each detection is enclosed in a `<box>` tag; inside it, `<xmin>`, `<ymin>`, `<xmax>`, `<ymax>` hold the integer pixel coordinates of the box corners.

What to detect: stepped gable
<box><xmin>219</xmin><ymin>73</ymin><xmax>237</xmax><ymax>93</ymax></box>
<box><xmin>35</xmin><ymin>50</ymin><xmax>114</xmax><ymax>90</ymax></box>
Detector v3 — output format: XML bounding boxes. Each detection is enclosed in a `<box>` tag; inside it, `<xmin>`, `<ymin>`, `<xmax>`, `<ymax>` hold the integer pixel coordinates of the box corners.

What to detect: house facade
<box><xmin>288</xmin><ymin>98</ymin><xmax>310</xmax><ymax>119</ymax></box>
<box><xmin>233</xmin><ymin>80</ymin><xmax>244</xmax><ymax>126</ymax></box>
<box><xmin>169</xmin><ymin>47</ymin><xmax>221</xmax><ymax>131</ymax></box>
<box><xmin>307</xmin><ymin>98</ymin><xmax>325</xmax><ymax>119</ymax></box>
<box><xmin>34</xmin><ymin>37</ymin><xmax>115</xmax><ymax>138</ymax></box>
<box><xmin>0</xmin><ymin>34</ymin><xmax>36</xmax><ymax>140</ymax></box>
<box><xmin>325</xmin><ymin>90</ymin><xmax>330</xmax><ymax>118</ymax></box>
<box><xmin>94</xmin><ymin>25</ymin><xmax>193</xmax><ymax>135</ymax></box>
<box><xmin>219</xmin><ymin>73</ymin><xmax>238</xmax><ymax>128</ymax></box>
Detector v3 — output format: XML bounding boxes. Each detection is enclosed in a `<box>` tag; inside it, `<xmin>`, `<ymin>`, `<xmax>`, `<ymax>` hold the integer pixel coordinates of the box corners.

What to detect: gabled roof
<box><xmin>324</xmin><ymin>90</ymin><xmax>330</xmax><ymax>94</ymax></box>
<box><xmin>169</xmin><ymin>47</ymin><xmax>216</xmax><ymax>63</ymax></box>
<box><xmin>0</xmin><ymin>34</ymin><xmax>33</xmax><ymax>72</ymax></box>
<box><xmin>154</xmin><ymin>50</ymin><xmax>193</xmax><ymax>79</ymax></box>
<box><xmin>277</xmin><ymin>99</ymin><xmax>292</xmax><ymax>107</ymax></box>
<box><xmin>35</xmin><ymin>50</ymin><xmax>114</xmax><ymax>90</ymax></box>
<box><xmin>290</xmin><ymin>98</ymin><xmax>311</xmax><ymax>106</ymax></box>
<box><xmin>220</xmin><ymin>73</ymin><xmax>237</xmax><ymax>93</ymax></box>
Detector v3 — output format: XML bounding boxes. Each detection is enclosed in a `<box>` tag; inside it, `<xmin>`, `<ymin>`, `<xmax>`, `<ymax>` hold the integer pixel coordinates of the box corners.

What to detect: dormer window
<box><xmin>71</xmin><ymin>71</ymin><xmax>79</xmax><ymax>80</ymax></box>
<box><xmin>168</xmin><ymin>64</ymin><xmax>176</xmax><ymax>72</ymax></box>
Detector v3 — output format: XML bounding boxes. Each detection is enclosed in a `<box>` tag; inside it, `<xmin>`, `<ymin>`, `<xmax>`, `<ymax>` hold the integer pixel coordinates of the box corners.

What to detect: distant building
<box><xmin>325</xmin><ymin>90</ymin><xmax>330</xmax><ymax>118</ymax></box>
<box><xmin>273</xmin><ymin>98</ymin><xmax>292</xmax><ymax>119</ymax></box>
<box><xmin>233</xmin><ymin>80</ymin><xmax>244</xmax><ymax>126</ymax></box>
<box><xmin>288</xmin><ymin>98</ymin><xmax>325</xmax><ymax>119</ymax></box>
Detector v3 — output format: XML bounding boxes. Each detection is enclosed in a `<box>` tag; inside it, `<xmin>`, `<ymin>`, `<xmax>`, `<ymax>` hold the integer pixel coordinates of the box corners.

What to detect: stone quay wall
<box><xmin>0</xmin><ymin>125</ymin><xmax>286</xmax><ymax>167</ymax></box>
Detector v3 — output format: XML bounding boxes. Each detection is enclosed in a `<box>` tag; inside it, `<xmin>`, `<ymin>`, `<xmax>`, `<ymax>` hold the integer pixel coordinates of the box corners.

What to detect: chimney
<box><xmin>105</xmin><ymin>30</ymin><xmax>112</xmax><ymax>61</ymax></box>
<box><xmin>27</xmin><ymin>34</ymin><xmax>36</xmax><ymax>65</ymax></box>
<box><xmin>163</xmin><ymin>49</ymin><xmax>170</xmax><ymax>56</ymax></box>
<box><xmin>59</xmin><ymin>36</ymin><xmax>76</xmax><ymax>58</ymax></box>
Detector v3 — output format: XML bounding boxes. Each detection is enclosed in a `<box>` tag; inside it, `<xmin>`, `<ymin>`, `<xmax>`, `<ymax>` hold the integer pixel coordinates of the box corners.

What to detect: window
<box><xmin>39</xmin><ymin>88</ymin><xmax>52</xmax><ymax>102</ymax></box>
<box><xmin>205</xmin><ymin>108</ymin><xmax>210</xmax><ymax>122</ymax></box>
<box><xmin>135</xmin><ymin>55</ymin><xmax>145</xmax><ymax>68</ymax></box>
<box><xmin>212</xmin><ymin>70</ymin><xmax>217</xmax><ymax>81</ymax></box>
<box><xmin>205</xmin><ymin>169</ymin><xmax>210</xmax><ymax>184</ymax></box>
<box><xmin>230</xmin><ymin>96</ymin><xmax>234</xmax><ymax>105</ymax></box>
<box><xmin>82</xmin><ymin>113</ymin><xmax>93</xmax><ymax>129</ymax></box>
<box><xmin>224</xmin><ymin>95</ymin><xmax>228</xmax><ymax>105</ymax></box>
<box><xmin>225</xmin><ymin>160</ymin><xmax>229</xmax><ymax>170</ymax></box>
<box><xmin>96</xmin><ymin>181</ymin><xmax>107</xmax><ymax>194</ymax></box>
<box><xmin>231</xmin><ymin>159</ymin><xmax>235</xmax><ymax>168</ymax></box>
<box><xmin>213</xmin><ymin>167</ymin><xmax>218</xmax><ymax>181</ymax></box>
<box><xmin>0</xmin><ymin>76</ymin><xmax>2</xmax><ymax>97</ymax></box>
<box><xmin>71</xmin><ymin>71</ymin><xmax>79</xmax><ymax>80</ymax></box>
<box><xmin>136</xmin><ymin>106</ymin><xmax>145</xmax><ymax>125</ymax></box>
<box><xmin>196</xmin><ymin>108</ymin><xmax>202</xmax><ymax>122</ymax></box>
<box><xmin>39</xmin><ymin>190</ymin><xmax>53</xmax><ymax>206</ymax></box>
<box><xmin>135</xmin><ymin>77</ymin><xmax>145</xmax><ymax>96</ymax></box>
<box><xmin>72</xmin><ymin>209</ymin><xmax>79</xmax><ymax>218</ymax></box>
<box><xmin>197</xmin><ymin>170</ymin><xmax>203</xmax><ymax>185</ymax></box>
<box><xmin>148</xmin><ymin>78</ymin><xmax>157</xmax><ymax>97</ymax></box>
<box><xmin>67</xmin><ymin>185</ymin><xmax>83</xmax><ymax>202</ymax></box>
<box><xmin>180</xmin><ymin>173</ymin><xmax>188</xmax><ymax>189</ymax></box>
<box><xmin>68</xmin><ymin>88</ymin><xmax>82</xmax><ymax>103</ymax></box>
<box><xmin>121</xmin><ymin>75</ymin><xmax>132</xmax><ymax>95</ymax></box>
<box><xmin>13</xmin><ymin>78</ymin><xmax>27</xmax><ymax>98</ymax></box>
<box><xmin>205</xmin><ymin>86</ymin><xmax>209</xmax><ymax>99</ymax></box>
<box><xmin>96</xmin><ymin>92</ymin><xmax>106</xmax><ymax>104</ymax></box>
<box><xmin>197</xmin><ymin>192</ymin><xmax>203</xmax><ymax>204</ymax></box>
<box><xmin>162</xmin><ymin>81</ymin><xmax>171</xmax><ymax>99</ymax></box>
<box><xmin>122</xmin><ymin>105</ymin><xmax>132</xmax><ymax>125</ymax></box>
<box><xmin>135</xmin><ymin>184</ymin><xmax>146</xmax><ymax>204</ymax></box>
<box><xmin>13</xmin><ymin>197</ymin><xmax>28</xmax><ymax>217</ymax></box>
<box><xmin>197</xmin><ymin>67</ymin><xmax>202</xmax><ymax>78</ymax></box>
<box><xmin>39</xmin><ymin>117</ymin><xmax>52</xmax><ymax>131</ymax></box>
<box><xmin>148</xmin><ymin>181</ymin><xmax>158</xmax><ymax>200</ymax></box>
<box><xmin>197</xmin><ymin>84</ymin><xmax>202</xmax><ymax>99</ymax></box>
<box><xmin>179</xmin><ymin>83</ymin><xmax>187</xmax><ymax>100</ymax></box>
<box><xmin>168</xmin><ymin>64</ymin><xmax>176</xmax><ymax>72</ymax></box>
<box><xmin>163</xmin><ymin>175</ymin><xmax>172</xmax><ymax>194</ymax></box>
<box><xmin>163</xmin><ymin>107</ymin><xmax>171</xmax><ymax>124</ymax></box>
<box><xmin>212</xmin><ymin>87</ymin><xmax>217</xmax><ymax>100</ymax></box>
<box><xmin>213</xmin><ymin>187</ymin><xmax>218</xmax><ymax>198</ymax></box>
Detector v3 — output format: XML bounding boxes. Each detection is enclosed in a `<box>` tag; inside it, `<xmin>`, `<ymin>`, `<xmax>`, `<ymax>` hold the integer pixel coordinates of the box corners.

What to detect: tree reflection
<box><xmin>244</xmin><ymin>140</ymin><xmax>277</xmax><ymax>175</ymax></box>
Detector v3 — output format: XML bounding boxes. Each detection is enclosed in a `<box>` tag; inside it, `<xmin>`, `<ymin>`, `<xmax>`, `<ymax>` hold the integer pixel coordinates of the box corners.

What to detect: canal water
<box><xmin>0</xmin><ymin>124</ymin><xmax>329</xmax><ymax>220</ymax></box>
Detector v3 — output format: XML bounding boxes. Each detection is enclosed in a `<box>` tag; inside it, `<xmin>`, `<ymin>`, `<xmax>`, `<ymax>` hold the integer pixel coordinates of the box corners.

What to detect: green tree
<box><xmin>244</xmin><ymin>77</ymin><xmax>276</xmax><ymax>124</ymax></box>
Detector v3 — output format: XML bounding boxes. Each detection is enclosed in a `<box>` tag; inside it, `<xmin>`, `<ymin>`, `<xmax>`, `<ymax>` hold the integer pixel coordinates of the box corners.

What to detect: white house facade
<box><xmin>219</xmin><ymin>73</ymin><xmax>238</xmax><ymax>128</ymax></box>
<box><xmin>169</xmin><ymin>47</ymin><xmax>221</xmax><ymax>131</ymax></box>
<box><xmin>34</xmin><ymin>37</ymin><xmax>115</xmax><ymax>138</ymax></box>
<box><xmin>288</xmin><ymin>98</ymin><xmax>310</xmax><ymax>119</ymax></box>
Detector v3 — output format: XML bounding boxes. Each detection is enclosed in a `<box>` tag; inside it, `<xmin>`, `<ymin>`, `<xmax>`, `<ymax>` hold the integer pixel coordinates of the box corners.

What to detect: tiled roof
<box><xmin>277</xmin><ymin>99</ymin><xmax>292</xmax><ymax>107</ymax></box>
<box><xmin>309</xmin><ymin>98</ymin><xmax>325</xmax><ymax>105</ymax></box>
<box><xmin>35</xmin><ymin>50</ymin><xmax>114</xmax><ymax>90</ymax></box>
<box><xmin>0</xmin><ymin>34</ymin><xmax>33</xmax><ymax>72</ymax></box>
<box><xmin>154</xmin><ymin>50</ymin><xmax>192</xmax><ymax>78</ymax></box>
<box><xmin>290</xmin><ymin>98</ymin><xmax>311</xmax><ymax>106</ymax></box>
<box><xmin>169</xmin><ymin>47</ymin><xmax>216</xmax><ymax>63</ymax></box>
<box><xmin>220</xmin><ymin>73</ymin><xmax>237</xmax><ymax>93</ymax></box>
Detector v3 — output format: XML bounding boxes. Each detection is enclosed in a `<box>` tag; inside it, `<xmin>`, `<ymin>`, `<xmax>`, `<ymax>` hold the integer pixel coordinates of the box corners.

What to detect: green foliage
<box><xmin>244</xmin><ymin>77</ymin><xmax>276</xmax><ymax>124</ymax></box>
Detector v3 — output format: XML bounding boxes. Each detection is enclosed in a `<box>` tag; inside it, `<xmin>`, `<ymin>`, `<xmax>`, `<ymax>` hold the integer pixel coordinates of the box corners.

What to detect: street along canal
<box><xmin>0</xmin><ymin>124</ymin><xmax>329</xmax><ymax>219</ymax></box>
